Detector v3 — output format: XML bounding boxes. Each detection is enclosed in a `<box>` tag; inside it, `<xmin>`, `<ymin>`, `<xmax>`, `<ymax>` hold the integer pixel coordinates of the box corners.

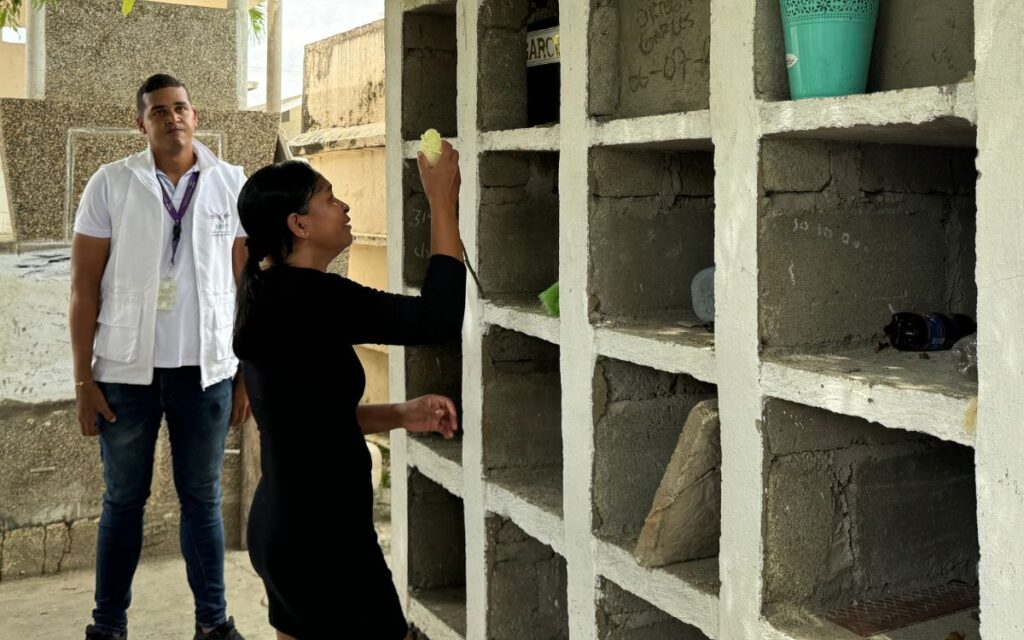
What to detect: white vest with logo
<box><xmin>92</xmin><ymin>140</ymin><xmax>245</xmax><ymax>389</ymax></box>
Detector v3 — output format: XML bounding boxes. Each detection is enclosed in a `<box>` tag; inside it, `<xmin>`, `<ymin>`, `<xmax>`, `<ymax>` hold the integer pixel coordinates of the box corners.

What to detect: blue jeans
<box><xmin>92</xmin><ymin>367</ymin><xmax>233</xmax><ymax>633</ymax></box>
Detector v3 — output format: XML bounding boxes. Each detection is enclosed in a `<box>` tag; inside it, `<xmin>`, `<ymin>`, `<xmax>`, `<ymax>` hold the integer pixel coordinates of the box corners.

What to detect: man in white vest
<box><xmin>70</xmin><ymin>74</ymin><xmax>248</xmax><ymax>640</ymax></box>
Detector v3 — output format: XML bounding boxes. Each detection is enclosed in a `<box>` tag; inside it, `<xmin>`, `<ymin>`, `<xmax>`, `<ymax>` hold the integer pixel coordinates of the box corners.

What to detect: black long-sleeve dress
<box><xmin>233</xmin><ymin>255</ymin><xmax>465</xmax><ymax>639</ymax></box>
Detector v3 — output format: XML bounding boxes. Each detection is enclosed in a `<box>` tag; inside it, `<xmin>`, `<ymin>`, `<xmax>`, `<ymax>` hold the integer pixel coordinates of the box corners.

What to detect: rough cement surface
<box><xmin>597</xmin><ymin>578</ymin><xmax>708</xmax><ymax>640</ymax></box>
<box><xmin>592</xmin><ymin>359</ymin><xmax>715</xmax><ymax>545</ymax></box>
<box><xmin>634</xmin><ymin>399</ymin><xmax>720</xmax><ymax>567</ymax></box>
<box><xmin>408</xmin><ymin>470</ymin><xmax>466</xmax><ymax>591</ymax></box>
<box><xmin>45</xmin><ymin>0</ymin><xmax>236</xmax><ymax>111</ymax></box>
<box><xmin>477</xmin><ymin>0</ymin><xmax>529</xmax><ymax>131</ymax></box>
<box><xmin>402</xmin><ymin>159</ymin><xmax>432</xmax><ymax>287</ymax></box>
<box><xmin>759</xmin><ymin>139</ymin><xmax>976</xmax><ymax>352</ymax></box>
<box><xmin>0</xmin><ymin>252</ymin><xmax>72</xmax><ymax>403</ymax></box>
<box><xmin>478</xmin><ymin>153</ymin><xmax>559</xmax><ymax>297</ymax></box>
<box><xmin>589</xmin><ymin>148</ymin><xmax>714</xmax><ymax>322</ymax></box>
<box><xmin>304</xmin><ymin>21</ymin><xmax>386</xmax><ymax>132</ymax></box>
<box><xmin>403</xmin><ymin>14</ymin><xmax>458</xmax><ymax>139</ymax></box>
<box><xmin>486</xmin><ymin>516</ymin><xmax>568</xmax><ymax>640</ymax></box>
<box><xmin>755</xmin><ymin>0</ymin><xmax>975</xmax><ymax>101</ymax></box>
<box><xmin>763</xmin><ymin>400</ymin><xmax>978</xmax><ymax>612</ymax></box>
<box><xmin>0</xmin><ymin>99</ymin><xmax>277</xmax><ymax>241</ymax></box>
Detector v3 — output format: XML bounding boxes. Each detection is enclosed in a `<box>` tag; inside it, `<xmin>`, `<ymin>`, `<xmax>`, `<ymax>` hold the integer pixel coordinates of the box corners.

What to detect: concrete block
<box><xmin>861</xmin><ymin>144</ymin><xmax>972</xmax><ymax>195</ymax></box>
<box><xmin>868</xmin><ymin>0</ymin><xmax>974</xmax><ymax>92</ymax></box>
<box><xmin>764</xmin><ymin>454</ymin><xmax>850</xmax><ymax>608</ymax></box>
<box><xmin>486</xmin><ymin>517</ymin><xmax>568</xmax><ymax>640</ymax></box>
<box><xmin>674</xmin><ymin>153</ymin><xmax>716</xmax><ymax>197</ymax></box>
<box><xmin>634</xmin><ymin>400</ymin><xmax>720</xmax><ymax>567</ymax></box>
<box><xmin>479</xmin><ymin>0</ymin><xmax>529</xmax><ymax>29</ymax></box>
<box><xmin>405</xmin><ymin>340</ymin><xmax>462</xmax><ymax>404</ymax></box>
<box><xmin>588</xmin><ymin>4</ymin><xmax>621</xmax><ymax>117</ymax></box>
<box><xmin>64</xmin><ymin>518</ymin><xmax>100</xmax><ymax>573</ymax></box>
<box><xmin>764</xmin><ymin>399</ymin><xmax>920</xmax><ymax>457</ymax></box>
<box><xmin>753</xmin><ymin>0</ymin><xmax>788</xmax><ymax>100</ymax></box>
<box><xmin>478</xmin><ymin>28</ymin><xmax>528</xmax><ymax>131</ymax></box>
<box><xmin>402</xmin><ymin>48</ymin><xmax>459</xmax><ymax>139</ymax></box>
<box><xmin>480</xmin><ymin>154</ymin><xmax>531</xmax><ymax>187</ymax></box>
<box><xmin>403</xmin><ymin>13</ymin><xmax>457</xmax><ymax>51</ymax></box>
<box><xmin>593</xmin><ymin>360</ymin><xmax>715</xmax><ymax>544</ymax></box>
<box><xmin>42</xmin><ymin>522</ymin><xmax>70</xmax><ymax>574</ymax></box>
<box><xmin>408</xmin><ymin>470</ymin><xmax>465</xmax><ymax>590</ymax></box>
<box><xmin>616</xmin><ymin>0</ymin><xmax>711</xmax><ymax>117</ymax></box>
<box><xmin>1</xmin><ymin>526</ymin><xmax>45</xmax><ymax>580</ymax></box>
<box><xmin>761</xmin><ymin>140</ymin><xmax>831</xmax><ymax>194</ymax></box>
<box><xmin>591</xmin><ymin>149</ymin><xmax>665</xmax><ymax>197</ymax></box>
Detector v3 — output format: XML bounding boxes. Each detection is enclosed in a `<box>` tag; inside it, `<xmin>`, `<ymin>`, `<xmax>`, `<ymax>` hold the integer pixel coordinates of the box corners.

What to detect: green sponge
<box><xmin>538</xmin><ymin>281</ymin><xmax>560</xmax><ymax>317</ymax></box>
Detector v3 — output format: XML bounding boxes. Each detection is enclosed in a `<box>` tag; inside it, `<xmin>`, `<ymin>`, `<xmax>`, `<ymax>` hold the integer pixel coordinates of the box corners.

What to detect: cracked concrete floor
<box><xmin>0</xmin><ymin>498</ymin><xmax>393</xmax><ymax>640</ymax></box>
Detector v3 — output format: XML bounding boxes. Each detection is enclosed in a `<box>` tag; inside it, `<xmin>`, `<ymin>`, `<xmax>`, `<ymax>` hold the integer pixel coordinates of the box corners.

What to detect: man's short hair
<box><xmin>136</xmin><ymin>74</ymin><xmax>191</xmax><ymax>116</ymax></box>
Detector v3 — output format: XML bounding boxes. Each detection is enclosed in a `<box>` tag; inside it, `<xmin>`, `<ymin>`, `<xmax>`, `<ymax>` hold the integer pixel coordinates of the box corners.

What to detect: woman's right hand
<box><xmin>417</xmin><ymin>139</ymin><xmax>461</xmax><ymax>214</ymax></box>
<box><xmin>76</xmin><ymin>382</ymin><xmax>116</xmax><ymax>436</ymax></box>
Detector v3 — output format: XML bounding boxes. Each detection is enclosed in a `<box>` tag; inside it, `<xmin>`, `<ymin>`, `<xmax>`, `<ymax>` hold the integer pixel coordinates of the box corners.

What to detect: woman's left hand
<box><xmin>400</xmin><ymin>395</ymin><xmax>459</xmax><ymax>439</ymax></box>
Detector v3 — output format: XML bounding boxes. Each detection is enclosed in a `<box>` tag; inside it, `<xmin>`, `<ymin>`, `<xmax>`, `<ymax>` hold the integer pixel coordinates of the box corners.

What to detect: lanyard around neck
<box><xmin>159</xmin><ymin>171</ymin><xmax>200</xmax><ymax>265</ymax></box>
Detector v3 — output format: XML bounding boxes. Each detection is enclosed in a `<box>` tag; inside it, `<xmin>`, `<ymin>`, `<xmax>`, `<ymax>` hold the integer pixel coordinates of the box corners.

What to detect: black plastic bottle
<box><xmin>884</xmin><ymin>312</ymin><xmax>977</xmax><ymax>352</ymax></box>
<box><xmin>526</xmin><ymin>1</ymin><xmax>559</xmax><ymax>126</ymax></box>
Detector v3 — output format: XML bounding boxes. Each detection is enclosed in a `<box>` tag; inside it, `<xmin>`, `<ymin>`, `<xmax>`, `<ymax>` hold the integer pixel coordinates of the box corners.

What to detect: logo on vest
<box><xmin>207</xmin><ymin>212</ymin><xmax>233</xmax><ymax>237</ymax></box>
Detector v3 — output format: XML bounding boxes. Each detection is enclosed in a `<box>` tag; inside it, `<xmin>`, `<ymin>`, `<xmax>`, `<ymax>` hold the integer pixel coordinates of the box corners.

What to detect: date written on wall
<box><xmin>792</xmin><ymin>218</ymin><xmax>871</xmax><ymax>253</ymax></box>
<box><xmin>628</xmin><ymin>0</ymin><xmax>696</xmax><ymax>93</ymax></box>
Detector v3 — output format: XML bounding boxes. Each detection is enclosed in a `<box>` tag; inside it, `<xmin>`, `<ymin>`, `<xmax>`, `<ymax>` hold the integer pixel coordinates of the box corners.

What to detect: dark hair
<box><xmin>235</xmin><ymin>160</ymin><xmax>319</xmax><ymax>330</ymax></box>
<box><xmin>136</xmin><ymin>73</ymin><xmax>190</xmax><ymax>115</ymax></box>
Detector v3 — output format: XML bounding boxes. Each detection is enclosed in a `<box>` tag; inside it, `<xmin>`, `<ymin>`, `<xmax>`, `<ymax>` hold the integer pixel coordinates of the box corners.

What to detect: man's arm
<box><xmin>70</xmin><ymin>233</ymin><xmax>114</xmax><ymax>436</ymax></box>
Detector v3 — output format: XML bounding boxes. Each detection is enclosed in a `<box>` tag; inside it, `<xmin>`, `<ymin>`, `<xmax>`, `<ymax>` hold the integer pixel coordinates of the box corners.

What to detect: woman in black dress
<box><xmin>233</xmin><ymin>142</ymin><xmax>465</xmax><ymax>639</ymax></box>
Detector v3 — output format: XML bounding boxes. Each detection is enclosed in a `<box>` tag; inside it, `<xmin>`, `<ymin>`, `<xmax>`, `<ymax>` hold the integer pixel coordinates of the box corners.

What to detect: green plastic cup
<box><xmin>779</xmin><ymin>0</ymin><xmax>879</xmax><ymax>100</ymax></box>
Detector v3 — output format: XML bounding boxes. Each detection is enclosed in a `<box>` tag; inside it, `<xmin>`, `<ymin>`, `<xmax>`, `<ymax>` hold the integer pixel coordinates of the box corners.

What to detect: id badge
<box><xmin>157</xmin><ymin>278</ymin><xmax>176</xmax><ymax>311</ymax></box>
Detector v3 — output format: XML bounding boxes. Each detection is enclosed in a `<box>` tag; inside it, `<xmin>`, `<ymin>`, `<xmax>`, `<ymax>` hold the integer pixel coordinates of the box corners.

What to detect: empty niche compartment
<box><xmin>589</xmin><ymin>146</ymin><xmax>715</xmax><ymax>344</ymax></box>
<box><xmin>592</xmin><ymin>357</ymin><xmax>719</xmax><ymax>592</ymax></box>
<box><xmin>589</xmin><ymin>0</ymin><xmax>711</xmax><ymax>119</ymax></box>
<box><xmin>755</xmin><ymin>0</ymin><xmax>975</xmax><ymax>101</ymax></box>
<box><xmin>482</xmin><ymin>327</ymin><xmax>562</xmax><ymax>516</ymax></box>
<box><xmin>763</xmin><ymin>399</ymin><xmax>980</xmax><ymax>638</ymax></box>
<box><xmin>758</xmin><ymin>138</ymin><xmax>977</xmax><ymax>390</ymax></box>
<box><xmin>597</xmin><ymin>577</ymin><xmax>710</xmax><ymax>639</ymax></box>
<box><xmin>478</xmin><ymin>0</ymin><xmax>561</xmax><ymax>131</ymax></box>
<box><xmin>478</xmin><ymin>151</ymin><xmax>559</xmax><ymax>310</ymax></box>
<box><xmin>405</xmin><ymin>339</ymin><xmax>463</xmax><ymax>464</ymax></box>
<box><xmin>408</xmin><ymin>469</ymin><xmax>467</xmax><ymax>636</ymax></box>
<box><xmin>403</xmin><ymin>4</ymin><xmax>458</xmax><ymax>139</ymax></box>
<box><xmin>486</xmin><ymin>514</ymin><xmax>569</xmax><ymax>639</ymax></box>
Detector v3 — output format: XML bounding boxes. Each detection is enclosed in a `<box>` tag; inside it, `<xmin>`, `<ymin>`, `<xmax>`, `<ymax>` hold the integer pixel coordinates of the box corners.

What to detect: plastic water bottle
<box><xmin>691</xmin><ymin>267</ymin><xmax>715</xmax><ymax>325</ymax></box>
<box><xmin>952</xmin><ymin>335</ymin><xmax>978</xmax><ymax>382</ymax></box>
<box><xmin>883</xmin><ymin>312</ymin><xmax>976</xmax><ymax>352</ymax></box>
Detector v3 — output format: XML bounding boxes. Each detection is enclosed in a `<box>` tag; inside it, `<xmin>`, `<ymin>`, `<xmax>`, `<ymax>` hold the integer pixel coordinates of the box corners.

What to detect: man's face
<box><xmin>136</xmin><ymin>86</ymin><xmax>198</xmax><ymax>154</ymax></box>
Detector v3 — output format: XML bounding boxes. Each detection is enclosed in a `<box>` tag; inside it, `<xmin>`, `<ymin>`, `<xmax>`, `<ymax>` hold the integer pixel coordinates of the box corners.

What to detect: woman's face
<box><xmin>302</xmin><ymin>174</ymin><xmax>352</xmax><ymax>254</ymax></box>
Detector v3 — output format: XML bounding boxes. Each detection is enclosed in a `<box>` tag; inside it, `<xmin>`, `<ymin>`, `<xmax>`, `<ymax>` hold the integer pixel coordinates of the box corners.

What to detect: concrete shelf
<box><xmin>486</xmin><ymin>480</ymin><xmax>565</xmax><ymax>557</ymax></box>
<box><xmin>759</xmin><ymin>83</ymin><xmax>976</xmax><ymax>148</ymax></box>
<box><xmin>594</xmin><ymin>540</ymin><xmax>719</xmax><ymax>639</ymax></box>
<box><xmin>761</xmin><ymin>349</ymin><xmax>977</xmax><ymax>448</ymax></box>
<box><xmin>588</xmin><ymin>0</ymin><xmax>711</xmax><ymax>121</ymax></box>
<box><xmin>408</xmin><ymin>588</ymin><xmax>468</xmax><ymax>640</ymax></box>
<box><xmin>589</xmin><ymin>146</ymin><xmax>716</xmax><ymax>363</ymax></box>
<box><xmin>762</xmin><ymin>399</ymin><xmax>978</xmax><ymax>639</ymax></box>
<box><xmin>479</xmin><ymin>125</ymin><xmax>560</xmax><ymax>152</ymax></box>
<box><xmin>481</xmin><ymin>297</ymin><xmax>559</xmax><ymax>346</ymax></box>
<box><xmin>589</xmin><ymin>110</ymin><xmax>713</xmax><ymax>151</ymax></box>
<box><xmin>402</xmin><ymin>136</ymin><xmax>462</xmax><ymax>159</ymax></box>
<box><xmin>408</xmin><ymin>471</ymin><xmax>467</xmax><ymax>636</ymax></box>
<box><xmin>597</xmin><ymin>577</ymin><xmax>712</xmax><ymax>640</ymax></box>
<box><xmin>485</xmin><ymin>515</ymin><xmax>569</xmax><ymax>639</ymax></box>
<box><xmin>402</xmin><ymin>6</ymin><xmax>457</xmax><ymax>140</ymax></box>
<box><xmin>762</xmin><ymin>607</ymin><xmax>979</xmax><ymax>640</ymax></box>
<box><xmin>408</xmin><ymin>435</ymin><xmax>464</xmax><ymax>497</ymax></box>
<box><xmin>754</xmin><ymin>0</ymin><xmax>975</xmax><ymax>103</ymax></box>
<box><xmin>477</xmin><ymin>151</ymin><xmax>559</xmax><ymax>302</ymax></box>
<box><xmin>593</xmin><ymin>321</ymin><xmax>716</xmax><ymax>385</ymax></box>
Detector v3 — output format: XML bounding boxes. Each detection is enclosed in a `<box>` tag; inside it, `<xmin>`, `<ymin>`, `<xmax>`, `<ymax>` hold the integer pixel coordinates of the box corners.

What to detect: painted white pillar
<box><xmin>265</xmin><ymin>0</ymin><xmax>282</xmax><ymax>113</ymax></box>
<box><xmin>26</xmin><ymin>1</ymin><xmax>45</xmax><ymax>99</ymax></box>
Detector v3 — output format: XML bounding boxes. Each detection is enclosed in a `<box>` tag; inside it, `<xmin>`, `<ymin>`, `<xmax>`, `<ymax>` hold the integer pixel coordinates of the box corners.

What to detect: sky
<box><xmin>246</xmin><ymin>0</ymin><xmax>384</xmax><ymax>108</ymax></box>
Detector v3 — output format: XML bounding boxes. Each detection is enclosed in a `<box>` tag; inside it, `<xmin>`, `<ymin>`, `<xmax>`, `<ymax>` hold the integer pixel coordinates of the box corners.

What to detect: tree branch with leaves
<box><xmin>0</xmin><ymin>0</ymin><xmax>264</xmax><ymax>39</ymax></box>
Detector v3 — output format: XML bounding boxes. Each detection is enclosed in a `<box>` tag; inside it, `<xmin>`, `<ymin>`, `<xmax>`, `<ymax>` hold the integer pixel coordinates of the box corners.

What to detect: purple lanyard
<box><xmin>160</xmin><ymin>171</ymin><xmax>200</xmax><ymax>265</ymax></box>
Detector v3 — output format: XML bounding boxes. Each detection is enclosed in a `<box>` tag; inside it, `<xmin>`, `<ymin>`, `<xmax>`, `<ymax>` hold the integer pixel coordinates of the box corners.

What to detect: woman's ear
<box><xmin>286</xmin><ymin>213</ymin><xmax>308</xmax><ymax>239</ymax></box>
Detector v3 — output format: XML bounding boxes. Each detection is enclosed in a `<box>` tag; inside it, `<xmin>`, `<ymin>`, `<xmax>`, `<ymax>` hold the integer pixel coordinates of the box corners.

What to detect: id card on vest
<box><xmin>157</xmin><ymin>278</ymin><xmax>176</xmax><ymax>311</ymax></box>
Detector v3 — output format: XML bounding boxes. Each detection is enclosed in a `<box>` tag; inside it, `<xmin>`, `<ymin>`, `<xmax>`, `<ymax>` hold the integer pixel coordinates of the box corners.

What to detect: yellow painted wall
<box><xmin>308</xmin><ymin>147</ymin><xmax>387</xmax><ymax>237</ymax></box>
